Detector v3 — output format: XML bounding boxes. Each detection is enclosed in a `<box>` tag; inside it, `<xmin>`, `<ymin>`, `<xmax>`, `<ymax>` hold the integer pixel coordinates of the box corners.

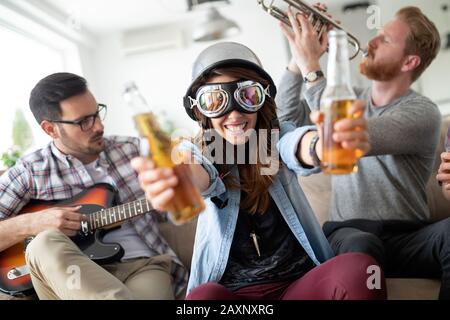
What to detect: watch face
<box><xmin>306</xmin><ymin>72</ymin><xmax>317</xmax><ymax>82</ymax></box>
<box><xmin>307</xmin><ymin>73</ymin><xmax>317</xmax><ymax>81</ymax></box>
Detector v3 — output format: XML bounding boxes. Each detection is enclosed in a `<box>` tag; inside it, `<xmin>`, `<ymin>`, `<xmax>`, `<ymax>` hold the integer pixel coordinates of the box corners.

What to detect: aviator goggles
<box><xmin>188</xmin><ymin>80</ymin><xmax>271</xmax><ymax>119</ymax></box>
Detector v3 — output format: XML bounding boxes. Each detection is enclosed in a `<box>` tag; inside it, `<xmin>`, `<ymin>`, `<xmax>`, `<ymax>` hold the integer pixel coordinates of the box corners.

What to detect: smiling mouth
<box><xmin>224</xmin><ymin>122</ymin><xmax>248</xmax><ymax>136</ymax></box>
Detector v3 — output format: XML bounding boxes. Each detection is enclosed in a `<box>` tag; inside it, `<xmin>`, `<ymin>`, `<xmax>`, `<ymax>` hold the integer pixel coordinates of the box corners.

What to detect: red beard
<box><xmin>359</xmin><ymin>52</ymin><xmax>404</xmax><ymax>81</ymax></box>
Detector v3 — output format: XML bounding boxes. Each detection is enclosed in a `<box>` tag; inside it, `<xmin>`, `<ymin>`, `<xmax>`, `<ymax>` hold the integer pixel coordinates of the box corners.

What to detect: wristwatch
<box><xmin>303</xmin><ymin>70</ymin><xmax>324</xmax><ymax>83</ymax></box>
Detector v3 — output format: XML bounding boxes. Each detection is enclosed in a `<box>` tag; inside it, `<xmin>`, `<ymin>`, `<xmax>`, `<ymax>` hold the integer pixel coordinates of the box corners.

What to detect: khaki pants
<box><xmin>25</xmin><ymin>229</ymin><xmax>174</xmax><ymax>300</ymax></box>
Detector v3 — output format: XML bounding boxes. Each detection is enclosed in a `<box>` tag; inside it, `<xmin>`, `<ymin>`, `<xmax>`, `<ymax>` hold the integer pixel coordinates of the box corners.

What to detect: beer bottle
<box><xmin>320</xmin><ymin>29</ymin><xmax>361</xmax><ymax>174</ymax></box>
<box><xmin>123</xmin><ymin>82</ymin><xmax>205</xmax><ymax>224</ymax></box>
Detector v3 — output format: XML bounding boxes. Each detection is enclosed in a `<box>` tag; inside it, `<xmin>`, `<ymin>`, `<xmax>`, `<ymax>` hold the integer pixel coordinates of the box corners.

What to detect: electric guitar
<box><xmin>0</xmin><ymin>184</ymin><xmax>155</xmax><ymax>297</ymax></box>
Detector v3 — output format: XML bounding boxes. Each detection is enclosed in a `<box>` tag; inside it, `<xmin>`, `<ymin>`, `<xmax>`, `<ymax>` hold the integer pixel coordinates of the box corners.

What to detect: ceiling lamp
<box><xmin>189</xmin><ymin>0</ymin><xmax>240</xmax><ymax>42</ymax></box>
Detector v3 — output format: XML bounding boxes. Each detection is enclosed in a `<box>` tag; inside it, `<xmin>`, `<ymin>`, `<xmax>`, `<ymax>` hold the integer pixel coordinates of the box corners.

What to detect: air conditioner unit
<box><xmin>121</xmin><ymin>24</ymin><xmax>185</xmax><ymax>56</ymax></box>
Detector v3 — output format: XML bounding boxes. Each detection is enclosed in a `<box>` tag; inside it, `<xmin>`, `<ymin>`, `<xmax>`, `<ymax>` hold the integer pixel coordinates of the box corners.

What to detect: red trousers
<box><xmin>186</xmin><ymin>253</ymin><xmax>386</xmax><ymax>300</ymax></box>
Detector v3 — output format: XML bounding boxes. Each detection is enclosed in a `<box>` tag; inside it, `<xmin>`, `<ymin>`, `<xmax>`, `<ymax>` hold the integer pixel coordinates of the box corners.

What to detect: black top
<box><xmin>219</xmin><ymin>196</ymin><xmax>315</xmax><ymax>291</ymax></box>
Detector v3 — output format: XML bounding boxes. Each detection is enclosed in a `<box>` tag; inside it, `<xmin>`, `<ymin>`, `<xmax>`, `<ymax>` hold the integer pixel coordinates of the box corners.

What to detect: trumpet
<box><xmin>257</xmin><ymin>0</ymin><xmax>366</xmax><ymax>59</ymax></box>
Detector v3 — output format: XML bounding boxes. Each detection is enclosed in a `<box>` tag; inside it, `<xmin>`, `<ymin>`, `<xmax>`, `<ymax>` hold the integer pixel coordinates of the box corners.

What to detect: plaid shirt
<box><xmin>0</xmin><ymin>136</ymin><xmax>188</xmax><ymax>297</ymax></box>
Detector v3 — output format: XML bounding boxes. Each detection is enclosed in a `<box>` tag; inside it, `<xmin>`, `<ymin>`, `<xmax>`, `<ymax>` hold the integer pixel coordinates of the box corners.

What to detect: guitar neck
<box><xmin>88</xmin><ymin>199</ymin><xmax>153</xmax><ymax>231</ymax></box>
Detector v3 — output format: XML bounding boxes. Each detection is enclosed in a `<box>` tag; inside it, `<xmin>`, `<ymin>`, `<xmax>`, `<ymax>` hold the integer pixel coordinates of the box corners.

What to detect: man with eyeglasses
<box><xmin>0</xmin><ymin>73</ymin><xmax>187</xmax><ymax>300</ymax></box>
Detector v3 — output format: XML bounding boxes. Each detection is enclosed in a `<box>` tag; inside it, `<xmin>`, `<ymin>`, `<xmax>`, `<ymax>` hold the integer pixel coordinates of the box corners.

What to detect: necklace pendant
<box><xmin>250</xmin><ymin>231</ymin><xmax>261</xmax><ymax>257</ymax></box>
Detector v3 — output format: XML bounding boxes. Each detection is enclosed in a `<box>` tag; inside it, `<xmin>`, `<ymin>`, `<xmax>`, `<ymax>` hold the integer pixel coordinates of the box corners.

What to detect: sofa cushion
<box><xmin>159</xmin><ymin>217</ymin><xmax>197</xmax><ymax>271</ymax></box>
<box><xmin>386</xmin><ymin>278</ymin><xmax>440</xmax><ymax>300</ymax></box>
<box><xmin>299</xmin><ymin>173</ymin><xmax>331</xmax><ymax>226</ymax></box>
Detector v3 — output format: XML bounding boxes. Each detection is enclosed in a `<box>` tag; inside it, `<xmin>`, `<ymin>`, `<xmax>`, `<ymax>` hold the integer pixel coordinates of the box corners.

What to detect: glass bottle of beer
<box><xmin>123</xmin><ymin>82</ymin><xmax>205</xmax><ymax>224</ymax></box>
<box><xmin>320</xmin><ymin>29</ymin><xmax>360</xmax><ymax>174</ymax></box>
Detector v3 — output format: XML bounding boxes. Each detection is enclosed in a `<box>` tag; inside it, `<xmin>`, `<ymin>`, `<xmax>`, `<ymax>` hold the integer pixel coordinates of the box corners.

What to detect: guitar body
<box><xmin>72</xmin><ymin>204</ymin><xmax>124</xmax><ymax>264</ymax></box>
<box><xmin>0</xmin><ymin>184</ymin><xmax>125</xmax><ymax>297</ymax></box>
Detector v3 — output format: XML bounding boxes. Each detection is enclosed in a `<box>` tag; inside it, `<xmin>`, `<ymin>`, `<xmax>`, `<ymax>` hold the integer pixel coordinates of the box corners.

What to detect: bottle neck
<box><xmin>123</xmin><ymin>85</ymin><xmax>150</xmax><ymax>115</ymax></box>
<box><xmin>326</xmin><ymin>33</ymin><xmax>353</xmax><ymax>89</ymax></box>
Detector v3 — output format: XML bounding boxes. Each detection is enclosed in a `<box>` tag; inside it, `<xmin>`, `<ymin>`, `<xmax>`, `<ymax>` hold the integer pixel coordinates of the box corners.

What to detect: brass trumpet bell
<box><xmin>257</xmin><ymin>0</ymin><xmax>366</xmax><ymax>59</ymax></box>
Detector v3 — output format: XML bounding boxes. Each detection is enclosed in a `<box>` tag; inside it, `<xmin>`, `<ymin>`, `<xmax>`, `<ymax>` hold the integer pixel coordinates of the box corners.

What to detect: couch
<box><xmin>1</xmin><ymin>115</ymin><xmax>449</xmax><ymax>300</ymax></box>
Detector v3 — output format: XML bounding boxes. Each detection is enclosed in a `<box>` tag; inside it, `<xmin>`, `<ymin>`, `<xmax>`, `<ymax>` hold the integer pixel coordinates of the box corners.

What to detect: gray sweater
<box><xmin>276</xmin><ymin>71</ymin><xmax>442</xmax><ymax>222</ymax></box>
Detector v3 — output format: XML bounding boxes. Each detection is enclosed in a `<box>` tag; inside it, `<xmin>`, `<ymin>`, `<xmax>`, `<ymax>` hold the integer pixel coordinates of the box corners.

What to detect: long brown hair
<box><xmin>191</xmin><ymin>67</ymin><xmax>279</xmax><ymax>214</ymax></box>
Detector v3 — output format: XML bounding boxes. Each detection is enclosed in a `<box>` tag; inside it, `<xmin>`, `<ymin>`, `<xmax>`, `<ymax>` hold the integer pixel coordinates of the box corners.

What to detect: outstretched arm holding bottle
<box><xmin>124</xmin><ymin>82</ymin><xmax>206</xmax><ymax>223</ymax></box>
<box><xmin>132</xmin><ymin>107</ymin><xmax>370</xmax><ymax>211</ymax></box>
<box><xmin>131</xmin><ymin>156</ymin><xmax>210</xmax><ymax>212</ymax></box>
<box><xmin>294</xmin><ymin>102</ymin><xmax>369</xmax><ymax>169</ymax></box>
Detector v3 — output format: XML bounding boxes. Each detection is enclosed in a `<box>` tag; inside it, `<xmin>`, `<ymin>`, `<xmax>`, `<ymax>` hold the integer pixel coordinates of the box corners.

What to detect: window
<box><xmin>0</xmin><ymin>26</ymin><xmax>66</xmax><ymax>162</ymax></box>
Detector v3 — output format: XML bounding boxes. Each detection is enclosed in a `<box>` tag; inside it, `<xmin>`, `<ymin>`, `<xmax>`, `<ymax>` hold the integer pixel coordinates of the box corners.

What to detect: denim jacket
<box><xmin>179</xmin><ymin>122</ymin><xmax>334</xmax><ymax>294</ymax></box>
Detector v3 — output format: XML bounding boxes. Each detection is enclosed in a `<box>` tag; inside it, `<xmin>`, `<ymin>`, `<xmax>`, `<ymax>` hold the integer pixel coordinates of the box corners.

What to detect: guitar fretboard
<box><xmin>88</xmin><ymin>199</ymin><xmax>152</xmax><ymax>230</ymax></box>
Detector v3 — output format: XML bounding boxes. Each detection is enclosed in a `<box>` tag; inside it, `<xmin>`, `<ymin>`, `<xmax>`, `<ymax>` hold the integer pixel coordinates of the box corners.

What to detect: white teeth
<box><xmin>225</xmin><ymin>123</ymin><xmax>246</xmax><ymax>132</ymax></box>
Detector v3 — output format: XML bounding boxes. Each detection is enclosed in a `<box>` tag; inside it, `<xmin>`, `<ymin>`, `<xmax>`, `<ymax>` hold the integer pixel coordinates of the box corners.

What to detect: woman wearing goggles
<box><xmin>132</xmin><ymin>42</ymin><xmax>381</xmax><ymax>301</ymax></box>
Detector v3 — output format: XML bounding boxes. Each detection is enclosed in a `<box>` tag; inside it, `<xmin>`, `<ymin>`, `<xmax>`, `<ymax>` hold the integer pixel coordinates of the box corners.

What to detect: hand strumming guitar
<box><xmin>24</xmin><ymin>206</ymin><xmax>84</xmax><ymax>237</ymax></box>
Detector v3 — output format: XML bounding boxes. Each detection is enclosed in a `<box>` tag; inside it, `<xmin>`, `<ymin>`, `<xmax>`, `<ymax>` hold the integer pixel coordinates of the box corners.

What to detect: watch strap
<box><xmin>304</xmin><ymin>70</ymin><xmax>324</xmax><ymax>83</ymax></box>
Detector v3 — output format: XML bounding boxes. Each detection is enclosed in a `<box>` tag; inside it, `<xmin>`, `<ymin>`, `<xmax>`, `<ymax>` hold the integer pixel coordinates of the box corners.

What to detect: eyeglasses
<box><xmin>188</xmin><ymin>80</ymin><xmax>270</xmax><ymax>118</ymax></box>
<box><xmin>50</xmin><ymin>104</ymin><xmax>107</xmax><ymax>131</ymax></box>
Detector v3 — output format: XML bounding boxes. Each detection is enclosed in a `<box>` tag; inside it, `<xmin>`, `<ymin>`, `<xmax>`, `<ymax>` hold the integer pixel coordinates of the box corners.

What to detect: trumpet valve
<box><xmin>317</xmin><ymin>24</ymin><xmax>327</xmax><ymax>40</ymax></box>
